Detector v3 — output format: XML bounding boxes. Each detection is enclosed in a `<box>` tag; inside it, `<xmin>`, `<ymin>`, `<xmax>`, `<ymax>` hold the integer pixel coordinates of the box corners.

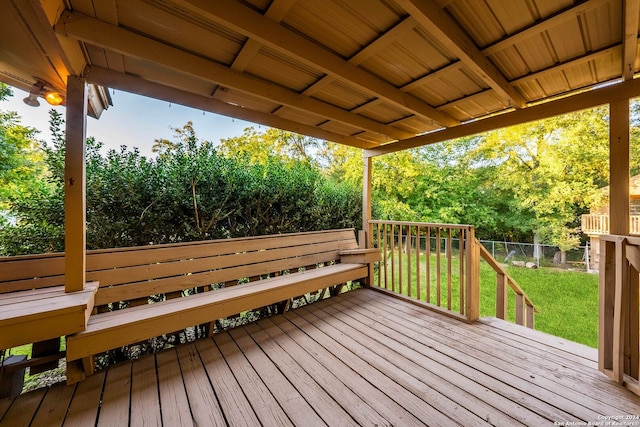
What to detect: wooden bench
<box><xmin>53</xmin><ymin>228</ymin><xmax>378</xmax><ymax>381</ymax></box>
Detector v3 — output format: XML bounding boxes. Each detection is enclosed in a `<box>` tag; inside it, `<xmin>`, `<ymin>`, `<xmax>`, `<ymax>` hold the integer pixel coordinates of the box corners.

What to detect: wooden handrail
<box><xmin>477</xmin><ymin>240</ymin><xmax>537</xmax><ymax>328</ymax></box>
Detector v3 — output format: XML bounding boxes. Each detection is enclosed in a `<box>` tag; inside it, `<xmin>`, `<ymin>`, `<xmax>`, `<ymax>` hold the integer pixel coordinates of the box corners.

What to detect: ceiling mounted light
<box><xmin>22</xmin><ymin>79</ymin><xmax>65</xmax><ymax>107</ymax></box>
<box><xmin>44</xmin><ymin>91</ymin><xmax>64</xmax><ymax>106</ymax></box>
<box><xmin>22</xmin><ymin>92</ymin><xmax>40</xmax><ymax>107</ymax></box>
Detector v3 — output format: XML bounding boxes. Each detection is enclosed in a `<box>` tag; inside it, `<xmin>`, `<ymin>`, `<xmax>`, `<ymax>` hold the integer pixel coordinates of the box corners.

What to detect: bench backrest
<box><xmin>0</xmin><ymin>229</ymin><xmax>359</xmax><ymax>307</ymax></box>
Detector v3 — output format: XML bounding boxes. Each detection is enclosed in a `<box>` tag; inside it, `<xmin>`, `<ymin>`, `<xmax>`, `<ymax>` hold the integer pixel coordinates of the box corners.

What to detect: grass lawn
<box><xmin>377</xmin><ymin>251</ymin><xmax>599</xmax><ymax>348</ymax></box>
<box><xmin>505</xmin><ymin>265</ymin><xmax>598</xmax><ymax>348</ymax></box>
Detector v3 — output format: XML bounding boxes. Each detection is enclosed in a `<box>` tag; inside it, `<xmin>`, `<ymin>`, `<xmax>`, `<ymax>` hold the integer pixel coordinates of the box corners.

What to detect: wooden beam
<box><xmin>56</xmin><ymin>11</ymin><xmax>413</xmax><ymax>142</ymax></box>
<box><xmin>229</xmin><ymin>0</ymin><xmax>296</xmax><ymax>72</ymax></box>
<box><xmin>610</xmin><ymin>99</ymin><xmax>630</xmax><ymax>235</ymax></box>
<box><xmin>175</xmin><ymin>0</ymin><xmax>460</xmax><ymax>127</ymax></box>
<box><xmin>64</xmin><ymin>76</ymin><xmax>87</xmax><ymax>293</ymax></box>
<box><xmin>83</xmin><ymin>66</ymin><xmax>374</xmax><ymax>149</ymax></box>
<box><xmin>623</xmin><ymin>0</ymin><xmax>640</xmax><ymax>80</ymax></box>
<box><xmin>366</xmin><ymin>77</ymin><xmax>640</xmax><ymax>157</ymax></box>
<box><xmin>303</xmin><ymin>17</ymin><xmax>417</xmax><ymax>97</ymax></box>
<box><xmin>482</xmin><ymin>0</ymin><xmax>611</xmax><ymax>56</ymax></box>
<box><xmin>398</xmin><ymin>0</ymin><xmax>526</xmax><ymax>109</ymax></box>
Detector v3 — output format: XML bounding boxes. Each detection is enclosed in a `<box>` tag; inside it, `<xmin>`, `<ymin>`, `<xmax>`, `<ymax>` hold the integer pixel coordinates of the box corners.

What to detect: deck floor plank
<box><xmin>175</xmin><ymin>343</ymin><xmax>227</xmax><ymax>427</ymax></box>
<box><xmin>338</xmin><ymin>292</ymin><xmax>582</xmax><ymax>422</ymax></box>
<box><xmin>195</xmin><ymin>339</ymin><xmax>261</xmax><ymax>427</ymax></box>
<box><xmin>348</xmin><ymin>290</ymin><xmax>611</xmax><ymax>420</ymax></box>
<box><xmin>97</xmin><ymin>361</ymin><xmax>132</xmax><ymax>427</ymax></box>
<box><xmin>2</xmin><ymin>288</ymin><xmax>640</xmax><ymax>426</ymax></box>
<box><xmin>30</xmin><ymin>380</ymin><xmax>75</xmax><ymax>427</ymax></box>
<box><xmin>242</xmin><ymin>321</ymin><xmax>359</xmax><ymax>427</ymax></box>
<box><xmin>156</xmin><ymin>348</ymin><xmax>194</xmax><ymax>427</ymax></box>
<box><xmin>215</xmin><ymin>332</ymin><xmax>294</xmax><ymax>427</ymax></box>
<box><xmin>311</xmin><ymin>300</ymin><xmax>534</xmax><ymax>426</ymax></box>
<box><xmin>295</xmin><ymin>304</ymin><xmax>494</xmax><ymax>427</ymax></box>
<box><xmin>130</xmin><ymin>351</ymin><xmax>162</xmax><ymax>426</ymax></box>
<box><xmin>227</xmin><ymin>326</ymin><xmax>328</xmax><ymax>427</ymax></box>
<box><xmin>258</xmin><ymin>317</ymin><xmax>394</xmax><ymax>427</ymax></box>
<box><xmin>0</xmin><ymin>396</ymin><xmax>13</xmax><ymax>421</ymax></box>
<box><xmin>280</xmin><ymin>311</ymin><xmax>428</xmax><ymax>426</ymax></box>
<box><xmin>0</xmin><ymin>387</ymin><xmax>45</xmax><ymax>426</ymax></box>
<box><xmin>355</xmin><ymin>289</ymin><xmax>640</xmax><ymax>415</ymax></box>
<box><xmin>63</xmin><ymin>370</ymin><xmax>105</xmax><ymax>426</ymax></box>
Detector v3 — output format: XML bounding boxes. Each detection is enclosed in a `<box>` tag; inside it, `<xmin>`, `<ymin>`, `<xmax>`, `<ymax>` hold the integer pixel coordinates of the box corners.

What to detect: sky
<box><xmin>1</xmin><ymin>86</ymin><xmax>255</xmax><ymax>157</ymax></box>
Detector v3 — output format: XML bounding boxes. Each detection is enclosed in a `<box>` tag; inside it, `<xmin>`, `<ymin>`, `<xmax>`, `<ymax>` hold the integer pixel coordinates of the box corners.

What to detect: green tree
<box><xmin>219</xmin><ymin>127</ymin><xmax>320</xmax><ymax>164</ymax></box>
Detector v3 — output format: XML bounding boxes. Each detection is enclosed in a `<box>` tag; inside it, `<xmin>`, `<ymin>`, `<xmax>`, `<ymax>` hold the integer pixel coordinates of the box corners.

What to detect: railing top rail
<box><xmin>477</xmin><ymin>239</ymin><xmax>538</xmax><ymax>312</ymax></box>
<box><xmin>369</xmin><ymin>220</ymin><xmax>473</xmax><ymax>230</ymax></box>
<box><xmin>600</xmin><ymin>234</ymin><xmax>640</xmax><ymax>245</ymax></box>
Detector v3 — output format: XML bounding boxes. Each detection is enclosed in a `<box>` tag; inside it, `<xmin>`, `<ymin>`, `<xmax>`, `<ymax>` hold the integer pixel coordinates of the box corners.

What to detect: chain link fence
<box><xmin>478</xmin><ymin>240</ymin><xmax>591</xmax><ymax>272</ymax></box>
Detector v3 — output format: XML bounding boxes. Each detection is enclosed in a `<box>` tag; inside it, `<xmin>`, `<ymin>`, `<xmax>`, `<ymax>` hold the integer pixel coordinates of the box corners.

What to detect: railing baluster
<box><xmin>496</xmin><ymin>273</ymin><xmax>507</xmax><ymax>320</ymax></box>
<box><xmin>516</xmin><ymin>293</ymin><xmax>524</xmax><ymax>326</ymax></box>
<box><xmin>383</xmin><ymin>224</ymin><xmax>388</xmax><ymax>289</ymax></box>
<box><xmin>426</xmin><ymin>226</ymin><xmax>431</xmax><ymax>304</ymax></box>
<box><xmin>436</xmin><ymin>227</ymin><xmax>441</xmax><ymax>307</ymax></box>
<box><xmin>407</xmin><ymin>225</ymin><xmax>412</xmax><ymax>298</ymax></box>
<box><xmin>446</xmin><ymin>228</ymin><xmax>452</xmax><ymax>311</ymax></box>
<box><xmin>398</xmin><ymin>225</ymin><xmax>403</xmax><ymax>295</ymax></box>
<box><xmin>415</xmin><ymin>226</ymin><xmax>421</xmax><ymax>301</ymax></box>
<box><xmin>459</xmin><ymin>229</ymin><xmax>465</xmax><ymax>315</ymax></box>
<box><xmin>390</xmin><ymin>224</ymin><xmax>396</xmax><ymax>293</ymax></box>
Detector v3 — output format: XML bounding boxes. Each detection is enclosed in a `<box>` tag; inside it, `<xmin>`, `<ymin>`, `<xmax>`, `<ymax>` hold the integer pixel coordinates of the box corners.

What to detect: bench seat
<box><xmin>0</xmin><ymin>282</ymin><xmax>99</xmax><ymax>349</ymax></box>
<box><xmin>66</xmin><ymin>263</ymin><xmax>367</xmax><ymax>361</ymax></box>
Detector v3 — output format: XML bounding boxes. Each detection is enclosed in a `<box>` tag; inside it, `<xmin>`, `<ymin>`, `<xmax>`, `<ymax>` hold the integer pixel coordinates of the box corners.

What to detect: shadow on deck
<box><xmin>1</xmin><ymin>288</ymin><xmax>638</xmax><ymax>426</ymax></box>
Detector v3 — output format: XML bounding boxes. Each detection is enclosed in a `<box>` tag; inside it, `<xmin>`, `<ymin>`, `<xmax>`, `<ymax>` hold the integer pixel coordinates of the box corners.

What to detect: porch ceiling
<box><xmin>2</xmin><ymin>0</ymin><xmax>640</xmax><ymax>152</ymax></box>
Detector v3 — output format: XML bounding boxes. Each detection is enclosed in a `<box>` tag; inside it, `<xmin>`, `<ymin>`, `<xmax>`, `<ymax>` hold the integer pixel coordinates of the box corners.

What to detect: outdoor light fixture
<box><xmin>22</xmin><ymin>91</ymin><xmax>40</xmax><ymax>107</ymax></box>
<box><xmin>22</xmin><ymin>79</ymin><xmax>64</xmax><ymax>107</ymax></box>
<box><xmin>44</xmin><ymin>91</ymin><xmax>64</xmax><ymax>106</ymax></box>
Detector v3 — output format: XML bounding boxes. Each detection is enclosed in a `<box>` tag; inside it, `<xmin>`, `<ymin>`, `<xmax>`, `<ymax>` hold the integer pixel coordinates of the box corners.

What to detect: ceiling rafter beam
<box><xmin>55</xmin><ymin>11</ymin><xmax>414</xmax><ymax>141</ymax></box>
<box><xmin>303</xmin><ymin>16</ymin><xmax>417</xmax><ymax>97</ymax></box>
<box><xmin>83</xmin><ymin>66</ymin><xmax>374</xmax><ymax>149</ymax></box>
<box><xmin>623</xmin><ymin>0</ymin><xmax>640</xmax><ymax>80</ymax></box>
<box><xmin>366</xmin><ymin>77</ymin><xmax>640</xmax><ymax>157</ymax></box>
<box><xmin>230</xmin><ymin>0</ymin><xmax>296</xmax><ymax>72</ymax></box>
<box><xmin>175</xmin><ymin>0</ymin><xmax>459</xmax><ymax>127</ymax></box>
<box><xmin>397</xmin><ymin>0</ymin><xmax>526</xmax><ymax>109</ymax></box>
<box><xmin>482</xmin><ymin>0</ymin><xmax>610</xmax><ymax>56</ymax></box>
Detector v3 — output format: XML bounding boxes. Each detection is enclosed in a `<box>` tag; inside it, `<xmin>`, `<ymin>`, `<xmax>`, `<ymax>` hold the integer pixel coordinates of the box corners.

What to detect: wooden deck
<box><xmin>1</xmin><ymin>288</ymin><xmax>638</xmax><ymax>426</ymax></box>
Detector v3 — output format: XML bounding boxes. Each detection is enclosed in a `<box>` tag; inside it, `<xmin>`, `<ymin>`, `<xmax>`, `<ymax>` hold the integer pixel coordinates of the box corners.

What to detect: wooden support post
<box><xmin>600</xmin><ymin>239</ymin><xmax>616</xmax><ymax>376</ymax></box>
<box><xmin>609</xmin><ymin>99</ymin><xmax>630</xmax><ymax>235</ymax></box>
<box><xmin>64</xmin><ymin>76</ymin><xmax>88</xmax><ymax>293</ymax></box>
<box><xmin>465</xmin><ymin>227</ymin><xmax>479</xmax><ymax>322</ymax></box>
<box><xmin>362</xmin><ymin>154</ymin><xmax>373</xmax><ymax>248</ymax></box>
<box><xmin>613</xmin><ymin>237</ymin><xmax>629</xmax><ymax>382</ymax></box>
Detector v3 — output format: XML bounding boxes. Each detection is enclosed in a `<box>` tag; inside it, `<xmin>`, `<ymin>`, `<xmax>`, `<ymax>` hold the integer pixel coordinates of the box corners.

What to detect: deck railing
<box><xmin>599</xmin><ymin>234</ymin><xmax>640</xmax><ymax>396</ymax></box>
<box><xmin>478</xmin><ymin>241</ymin><xmax>537</xmax><ymax>328</ymax></box>
<box><xmin>369</xmin><ymin>220</ymin><xmax>479</xmax><ymax>322</ymax></box>
<box><xmin>581</xmin><ymin>214</ymin><xmax>640</xmax><ymax>235</ymax></box>
<box><xmin>369</xmin><ymin>220</ymin><xmax>535</xmax><ymax>327</ymax></box>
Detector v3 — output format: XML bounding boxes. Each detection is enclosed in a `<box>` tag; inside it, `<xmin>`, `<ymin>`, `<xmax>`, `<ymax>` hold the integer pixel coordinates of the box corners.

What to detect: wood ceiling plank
<box><xmin>482</xmin><ymin>0</ymin><xmax>610</xmax><ymax>56</ymax></box>
<box><xmin>303</xmin><ymin>16</ymin><xmax>416</xmax><ymax>97</ymax></box>
<box><xmin>623</xmin><ymin>0</ymin><xmax>640</xmax><ymax>80</ymax></box>
<box><xmin>366</xmin><ymin>77</ymin><xmax>640</xmax><ymax>157</ymax></box>
<box><xmin>56</xmin><ymin>11</ymin><xmax>413</xmax><ymax>140</ymax></box>
<box><xmin>83</xmin><ymin>65</ymin><xmax>376</xmax><ymax>148</ymax></box>
<box><xmin>398</xmin><ymin>0</ymin><xmax>527</xmax><ymax>109</ymax></box>
<box><xmin>175</xmin><ymin>0</ymin><xmax>459</xmax><ymax>127</ymax></box>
